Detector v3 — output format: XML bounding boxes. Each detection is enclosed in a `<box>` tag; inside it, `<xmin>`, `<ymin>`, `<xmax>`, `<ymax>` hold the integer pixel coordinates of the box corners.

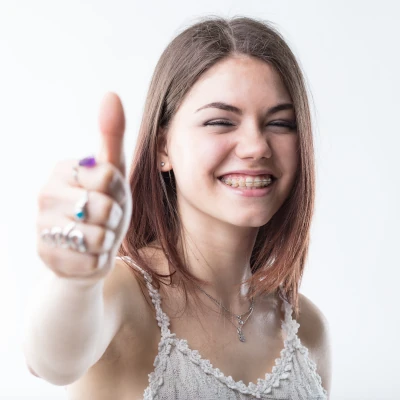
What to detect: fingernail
<box><xmin>102</xmin><ymin>230</ymin><xmax>116</xmax><ymax>252</ymax></box>
<box><xmin>106</xmin><ymin>202</ymin><xmax>123</xmax><ymax>230</ymax></box>
<box><xmin>79</xmin><ymin>156</ymin><xmax>96</xmax><ymax>167</ymax></box>
<box><xmin>97</xmin><ymin>252</ymin><xmax>109</xmax><ymax>269</ymax></box>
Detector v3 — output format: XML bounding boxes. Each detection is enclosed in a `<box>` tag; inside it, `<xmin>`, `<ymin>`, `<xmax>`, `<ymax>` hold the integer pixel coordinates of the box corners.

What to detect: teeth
<box><xmin>220</xmin><ymin>175</ymin><xmax>273</xmax><ymax>188</ymax></box>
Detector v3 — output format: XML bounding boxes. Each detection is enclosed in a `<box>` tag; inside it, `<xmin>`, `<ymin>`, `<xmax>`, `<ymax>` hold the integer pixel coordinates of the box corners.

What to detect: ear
<box><xmin>157</xmin><ymin>127</ymin><xmax>171</xmax><ymax>171</ymax></box>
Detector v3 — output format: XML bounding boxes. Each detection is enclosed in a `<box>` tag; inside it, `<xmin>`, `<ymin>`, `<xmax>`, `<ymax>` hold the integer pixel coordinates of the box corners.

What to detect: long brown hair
<box><xmin>119</xmin><ymin>16</ymin><xmax>315</xmax><ymax>318</ymax></box>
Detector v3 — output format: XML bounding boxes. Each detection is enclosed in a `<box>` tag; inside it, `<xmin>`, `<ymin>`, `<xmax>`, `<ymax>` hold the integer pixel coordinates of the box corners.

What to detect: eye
<box><xmin>204</xmin><ymin>120</ymin><xmax>234</xmax><ymax>127</ymax></box>
<box><xmin>204</xmin><ymin>120</ymin><xmax>297</xmax><ymax>130</ymax></box>
<box><xmin>268</xmin><ymin>121</ymin><xmax>297</xmax><ymax>130</ymax></box>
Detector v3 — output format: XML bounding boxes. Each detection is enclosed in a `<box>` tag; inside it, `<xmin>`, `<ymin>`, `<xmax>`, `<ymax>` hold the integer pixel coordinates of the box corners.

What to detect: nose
<box><xmin>234</xmin><ymin>124</ymin><xmax>272</xmax><ymax>160</ymax></box>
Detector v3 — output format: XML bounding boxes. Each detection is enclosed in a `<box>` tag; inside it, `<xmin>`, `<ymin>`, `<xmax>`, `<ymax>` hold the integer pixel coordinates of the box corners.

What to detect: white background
<box><xmin>1</xmin><ymin>1</ymin><xmax>399</xmax><ymax>399</ymax></box>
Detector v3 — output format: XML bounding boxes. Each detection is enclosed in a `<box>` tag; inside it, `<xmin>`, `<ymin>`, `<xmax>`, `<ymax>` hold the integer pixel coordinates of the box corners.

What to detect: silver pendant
<box><xmin>237</xmin><ymin>327</ymin><xmax>246</xmax><ymax>342</ymax></box>
<box><xmin>237</xmin><ymin>316</ymin><xmax>246</xmax><ymax>342</ymax></box>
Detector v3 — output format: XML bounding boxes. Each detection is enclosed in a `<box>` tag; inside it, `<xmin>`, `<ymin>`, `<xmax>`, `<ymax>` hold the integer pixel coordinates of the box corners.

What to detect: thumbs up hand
<box><xmin>36</xmin><ymin>92</ymin><xmax>132</xmax><ymax>285</ymax></box>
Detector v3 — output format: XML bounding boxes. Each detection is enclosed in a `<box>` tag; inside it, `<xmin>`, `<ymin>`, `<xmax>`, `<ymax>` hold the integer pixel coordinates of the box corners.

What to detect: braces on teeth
<box><xmin>220</xmin><ymin>176</ymin><xmax>273</xmax><ymax>188</ymax></box>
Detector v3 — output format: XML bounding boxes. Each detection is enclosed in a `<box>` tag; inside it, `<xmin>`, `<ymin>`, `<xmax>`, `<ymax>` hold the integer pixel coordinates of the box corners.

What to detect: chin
<box><xmin>227</xmin><ymin>213</ymin><xmax>273</xmax><ymax>228</ymax></box>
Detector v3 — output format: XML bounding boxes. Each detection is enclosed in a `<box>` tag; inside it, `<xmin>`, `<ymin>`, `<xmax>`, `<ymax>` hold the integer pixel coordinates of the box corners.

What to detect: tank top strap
<box><xmin>278</xmin><ymin>287</ymin><xmax>301</xmax><ymax>342</ymax></box>
<box><xmin>117</xmin><ymin>256</ymin><xmax>173</xmax><ymax>338</ymax></box>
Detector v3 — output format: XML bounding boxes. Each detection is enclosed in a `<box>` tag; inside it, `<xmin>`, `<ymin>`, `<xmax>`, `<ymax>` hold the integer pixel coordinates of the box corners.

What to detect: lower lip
<box><xmin>218</xmin><ymin>179</ymin><xmax>276</xmax><ymax>197</ymax></box>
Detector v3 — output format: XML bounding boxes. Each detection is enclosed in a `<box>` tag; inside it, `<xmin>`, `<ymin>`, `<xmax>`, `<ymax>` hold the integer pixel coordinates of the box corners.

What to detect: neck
<box><xmin>178</xmin><ymin>215</ymin><xmax>259</xmax><ymax>313</ymax></box>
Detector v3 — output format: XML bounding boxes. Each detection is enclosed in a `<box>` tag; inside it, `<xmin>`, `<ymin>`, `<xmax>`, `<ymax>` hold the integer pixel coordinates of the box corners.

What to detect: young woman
<box><xmin>24</xmin><ymin>16</ymin><xmax>331</xmax><ymax>399</ymax></box>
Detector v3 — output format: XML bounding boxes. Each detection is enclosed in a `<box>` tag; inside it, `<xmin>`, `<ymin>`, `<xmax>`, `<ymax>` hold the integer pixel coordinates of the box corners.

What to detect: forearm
<box><xmin>23</xmin><ymin>271</ymin><xmax>105</xmax><ymax>385</ymax></box>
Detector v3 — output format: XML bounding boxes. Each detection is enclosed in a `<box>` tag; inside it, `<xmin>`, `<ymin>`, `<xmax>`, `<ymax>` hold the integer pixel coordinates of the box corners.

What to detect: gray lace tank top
<box><xmin>118</xmin><ymin>256</ymin><xmax>328</xmax><ymax>399</ymax></box>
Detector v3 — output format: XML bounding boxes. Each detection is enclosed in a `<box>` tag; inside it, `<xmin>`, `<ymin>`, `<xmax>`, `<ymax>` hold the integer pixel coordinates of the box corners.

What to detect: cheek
<box><xmin>273</xmin><ymin>135</ymin><xmax>299</xmax><ymax>173</ymax></box>
<box><xmin>198</xmin><ymin>139</ymin><xmax>231</xmax><ymax>176</ymax></box>
<box><xmin>173</xmin><ymin>133</ymin><xmax>229</xmax><ymax>178</ymax></box>
<box><xmin>271</xmin><ymin>136</ymin><xmax>299</xmax><ymax>200</ymax></box>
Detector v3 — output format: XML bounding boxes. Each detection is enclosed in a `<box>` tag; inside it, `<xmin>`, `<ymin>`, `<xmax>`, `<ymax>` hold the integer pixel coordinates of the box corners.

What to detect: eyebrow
<box><xmin>195</xmin><ymin>102</ymin><xmax>294</xmax><ymax>117</ymax></box>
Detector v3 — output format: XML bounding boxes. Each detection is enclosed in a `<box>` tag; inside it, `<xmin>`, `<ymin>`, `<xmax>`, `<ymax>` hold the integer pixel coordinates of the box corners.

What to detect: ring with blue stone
<box><xmin>74</xmin><ymin>190</ymin><xmax>89</xmax><ymax>222</ymax></box>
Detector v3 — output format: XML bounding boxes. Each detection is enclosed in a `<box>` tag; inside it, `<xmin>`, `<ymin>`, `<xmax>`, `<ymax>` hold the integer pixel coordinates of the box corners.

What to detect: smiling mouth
<box><xmin>218</xmin><ymin>174</ymin><xmax>276</xmax><ymax>189</ymax></box>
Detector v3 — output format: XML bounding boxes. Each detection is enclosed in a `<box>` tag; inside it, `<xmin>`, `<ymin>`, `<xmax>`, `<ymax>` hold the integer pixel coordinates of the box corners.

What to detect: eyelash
<box><xmin>204</xmin><ymin>120</ymin><xmax>297</xmax><ymax>130</ymax></box>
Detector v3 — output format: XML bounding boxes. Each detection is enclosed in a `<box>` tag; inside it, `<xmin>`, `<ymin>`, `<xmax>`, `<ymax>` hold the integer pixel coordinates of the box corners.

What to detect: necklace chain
<box><xmin>194</xmin><ymin>283</ymin><xmax>255</xmax><ymax>342</ymax></box>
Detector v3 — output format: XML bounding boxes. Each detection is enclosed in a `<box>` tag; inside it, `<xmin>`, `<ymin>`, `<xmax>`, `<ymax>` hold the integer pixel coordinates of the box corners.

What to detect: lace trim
<box><xmin>295</xmin><ymin>342</ymin><xmax>329</xmax><ymax>398</ymax></box>
<box><xmin>281</xmin><ymin>300</ymin><xmax>328</xmax><ymax>398</ymax></box>
<box><xmin>173</xmin><ymin>338</ymin><xmax>295</xmax><ymax>398</ymax></box>
<box><xmin>119</xmin><ymin>256</ymin><xmax>326</xmax><ymax>398</ymax></box>
<box><xmin>168</xmin><ymin>299</ymin><xmax>299</xmax><ymax>397</ymax></box>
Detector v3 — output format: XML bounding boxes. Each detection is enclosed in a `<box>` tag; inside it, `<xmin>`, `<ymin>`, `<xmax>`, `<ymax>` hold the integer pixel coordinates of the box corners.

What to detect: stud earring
<box><xmin>161</xmin><ymin>162</ymin><xmax>165</xmax><ymax>167</ymax></box>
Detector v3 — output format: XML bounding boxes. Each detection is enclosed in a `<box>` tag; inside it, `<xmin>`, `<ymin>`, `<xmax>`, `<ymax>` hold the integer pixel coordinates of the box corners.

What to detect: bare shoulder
<box><xmin>113</xmin><ymin>247</ymin><xmax>169</xmax><ymax>323</ymax></box>
<box><xmin>112</xmin><ymin>256</ymin><xmax>155</xmax><ymax>323</ymax></box>
<box><xmin>296</xmin><ymin>293</ymin><xmax>332</xmax><ymax>396</ymax></box>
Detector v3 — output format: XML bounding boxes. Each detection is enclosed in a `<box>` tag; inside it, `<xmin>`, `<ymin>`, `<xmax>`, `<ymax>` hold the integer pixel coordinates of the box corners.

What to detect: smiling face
<box><xmin>159</xmin><ymin>55</ymin><xmax>299</xmax><ymax>229</ymax></box>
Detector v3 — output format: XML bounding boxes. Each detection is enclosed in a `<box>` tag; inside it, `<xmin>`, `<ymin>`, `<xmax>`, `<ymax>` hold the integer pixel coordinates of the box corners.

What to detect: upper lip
<box><xmin>218</xmin><ymin>169</ymin><xmax>277</xmax><ymax>178</ymax></box>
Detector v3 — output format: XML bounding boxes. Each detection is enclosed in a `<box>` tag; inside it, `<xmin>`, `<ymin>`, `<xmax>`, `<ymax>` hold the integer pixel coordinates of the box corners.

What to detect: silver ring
<box><xmin>60</xmin><ymin>222</ymin><xmax>76</xmax><ymax>248</ymax></box>
<box><xmin>41</xmin><ymin>227</ymin><xmax>62</xmax><ymax>247</ymax></box>
<box><xmin>74</xmin><ymin>190</ymin><xmax>89</xmax><ymax>222</ymax></box>
<box><xmin>72</xmin><ymin>165</ymin><xmax>81</xmax><ymax>186</ymax></box>
<box><xmin>41</xmin><ymin>222</ymin><xmax>88</xmax><ymax>253</ymax></box>
<box><xmin>66</xmin><ymin>226</ymin><xmax>88</xmax><ymax>253</ymax></box>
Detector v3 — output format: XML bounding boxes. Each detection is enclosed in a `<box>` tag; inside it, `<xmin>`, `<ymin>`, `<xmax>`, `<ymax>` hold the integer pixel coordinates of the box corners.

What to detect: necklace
<box><xmin>194</xmin><ymin>283</ymin><xmax>255</xmax><ymax>342</ymax></box>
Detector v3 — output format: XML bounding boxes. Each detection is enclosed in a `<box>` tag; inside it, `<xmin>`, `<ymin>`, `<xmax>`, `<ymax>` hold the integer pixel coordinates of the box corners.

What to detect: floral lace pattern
<box><xmin>118</xmin><ymin>256</ymin><xmax>328</xmax><ymax>399</ymax></box>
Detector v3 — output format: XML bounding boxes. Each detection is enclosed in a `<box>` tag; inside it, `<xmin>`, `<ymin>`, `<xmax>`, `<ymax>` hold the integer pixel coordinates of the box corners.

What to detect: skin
<box><xmin>39</xmin><ymin>56</ymin><xmax>332</xmax><ymax>398</ymax></box>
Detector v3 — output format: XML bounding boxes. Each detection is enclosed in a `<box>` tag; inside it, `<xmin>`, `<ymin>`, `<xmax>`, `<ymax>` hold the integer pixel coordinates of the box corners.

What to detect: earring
<box><xmin>161</xmin><ymin>162</ymin><xmax>165</xmax><ymax>167</ymax></box>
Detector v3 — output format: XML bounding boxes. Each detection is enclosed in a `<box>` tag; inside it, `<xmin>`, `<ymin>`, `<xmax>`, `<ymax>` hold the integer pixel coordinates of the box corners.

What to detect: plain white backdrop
<box><xmin>0</xmin><ymin>1</ymin><xmax>399</xmax><ymax>399</ymax></box>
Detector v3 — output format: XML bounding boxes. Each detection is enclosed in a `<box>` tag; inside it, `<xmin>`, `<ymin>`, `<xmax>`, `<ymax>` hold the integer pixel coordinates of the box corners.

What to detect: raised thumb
<box><xmin>98</xmin><ymin>92</ymin><xmax>126</xmax><ymax>175</ymax></box>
